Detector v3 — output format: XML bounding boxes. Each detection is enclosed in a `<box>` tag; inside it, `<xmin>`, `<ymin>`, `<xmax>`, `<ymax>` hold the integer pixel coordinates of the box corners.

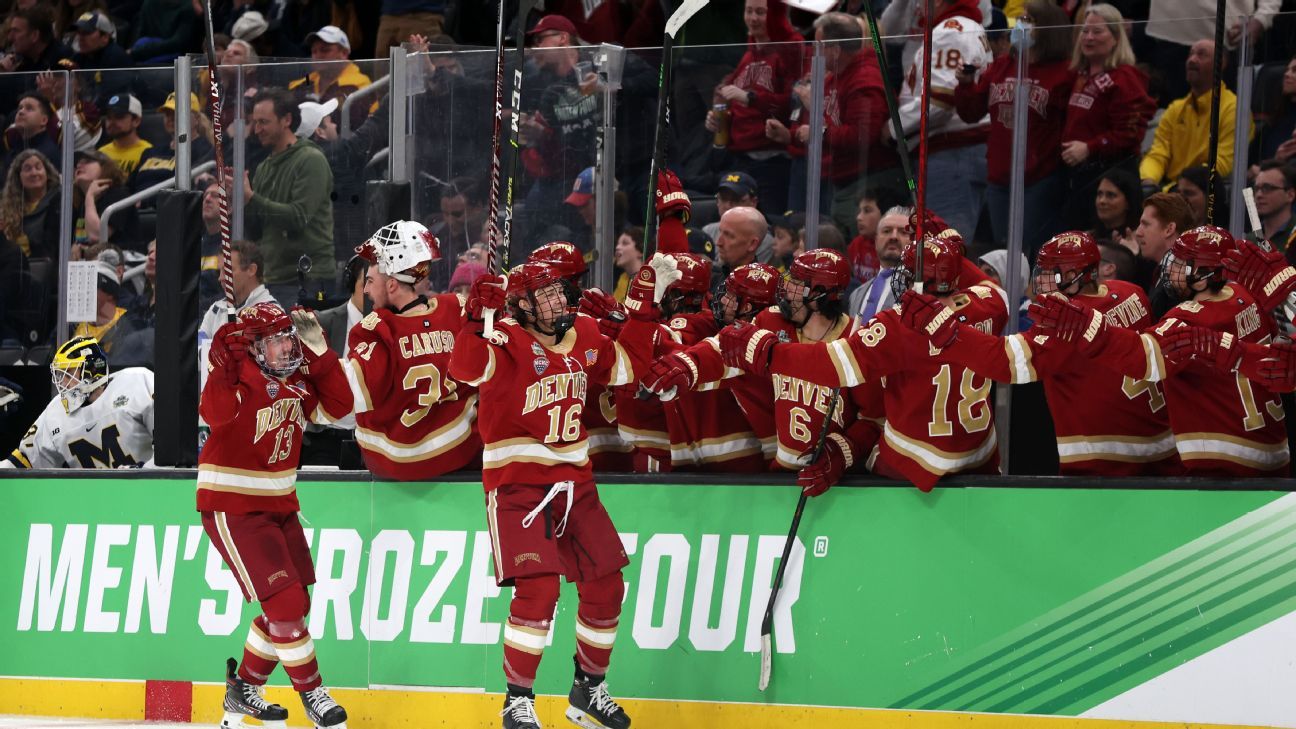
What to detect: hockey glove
<box><xmin>719</xmin><ymin>321</ymin><xmax>779</xmax><ymax>375</ymax></box>
<box><xmin>579</xmin><ymin>287</ymin><xmax>625</xmax><ymax>321</ymax></box>
<box><xmin>907</xmin><ymin>209</ymin><xmax>950</xmax><ymax>238</ymax></box>
<box><xmin>468</xmin><ymin>273</ymin><xmax>507</xmax><ymax>322</ymax></box>
<box><xmin>624</xmin><ymin>254</ymin><xmax>682</xmax><ymax>321</ymax></box>
<box><xmin>1257</xmin><ymin>339</ymin><xmax>1296</xmax><ymax>392</ymax></box>
<box><xmin>211</xmin><ymin>322</ymin><xmax>251</xmax><ymax>387</ymax></box>
<box><xmin>0</xmin><ymin>376</ymin><xmax>23</xmax><ymax>414</ymax></box>
<box><xmin>1027</xmin><ymin>294</ymin><xmax>1100</xmax><ymax>346</ymax></box>
<box><xmin>899</xmin><ymin>290</ymin><xmax>959</xmax><ymax>348</ymax></box>
<box><xmin>290</xmin><ymin>307</ymin><xmax>330</xmax><ymax>362</ymax></box>
<box><xmin>798</xmin><ymin>433</ymin><xmax>852</xmax><ymax>497</ymax></box>
<box><xmin>640</xmin><ymin>351</ymin><xmax>699</xmax><ymax>400</ymax></box>
<box><xmin>656</xmin><ymin>168</ymin><xmax>691</xmax><ymax>224</ymax></box>
<box><xmin>1157</xmin><ymin>325</ymin><xmax>1242</xmax><ymax>371</ymax></box>
<box><xmin>1224</xmin><ymin>241</ymin><xmax>1296</xmax><ymax>311</ymax></box>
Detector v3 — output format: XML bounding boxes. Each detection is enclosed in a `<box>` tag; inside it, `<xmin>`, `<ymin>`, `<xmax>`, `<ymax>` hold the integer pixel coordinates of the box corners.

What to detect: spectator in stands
<box><xmin>0</xmin><ymin>231</ymin><xmax>30</xmax><ymax>345</ymax></box>
<box><xmin>847</xmin><ymin>205</ymin><xmax>910</xmax><ymax>325</ymax></box>
<box><xmin>702</xmin><ymin>171</ymin><xmax>774</xmax><ymax>264</ymax></box>
<box><xmin>70</xmin><ymin>11</ymin><xmax>131</xmax><ymax>105</ymax></box>
<box><xmin>54</xmin><ymin>0</ymin><xmax>108</xmax><ymax>45</ymax></box>
<box><xmin>74</xmin><ymin>258</ymin><xmax>141</xmax><ymax>364</ymax></box>
<box><xmin>114</xmin><ymin>239</ymin><xmax>157</xmax><ymax>367</ymax></box>
<box><xmin>714</xmin><ymin>206</ymin><xmax>768</xmax><ymax>281</ymax></box>
<box><xmin>2</xmin><ymin>93</ymin><xmax>60</xmax><ymax>175</ymax></box>
<box><xmin>954</xmin><ymin>0</ymin><xmax>1073</xmax><ymax>253</ymax></box>
<box><xmin>37</xmin><ymin>60</ymin><xmax>105</xmax><ymax>151</ymax></box>
<box><xmin>126</xmin><ymin>0</ymin><xmax>200</xmax><ymax>64</ymax></box>
<box><xmin>97</xmin><ymin>94</ymin><xmax>152</xmax><ymax>180</ymax></box>
<box><xmin>197</xmin><ymin>238</ymin><xmax>278</xmax><ymax>340</ymax></box>
<box><xmin>1146</xmin><ymin>0</ymin><xmax>1279</xmax><ymax>103</ymax></box>
<box><xmin>0</xmin><ymin>149</ymin><xmax>60</xmax><ymax>260</ymax></box>
<box><xmin>134</xmin><ymin>92</ymin><xmax>214</xmax><ymax>193</ymax></box>
<box><xmin>443</xmin><ymin>260</ymin><xmax>482</xmax><ymax>299</ymax></box>
<box><xmin>71</xmin><ymin>149</ymin><xmax>137</xmax><ymax>253</ymax></box>
<box><xmin>1140</xmin><ymin>40</ymin><xmax>1251</xmax><ymax>191</ymax></box>
<box><xmin>556</xmin><ymin>166</ymin><xmax>596</xmax><ymax>254</ymax></box>
<box><xmin>290</xmin><ymin>26</ymin><xmax>373</xmax><ymax>131</ymax></box>
<box><xmin>1128</xmin><ymin>191</ymin><xmax>1194</xmax><ymax>293</ymax></box>
<box><xmin>315</xmin><ymin>254</ymin><xmax>369</xmax><ymax>356</ymax></box>
<box><xmin>429</xmin><ymin>177</ymin><xmax>486</xmax><ymax>259</ymax></box>
<box><xmin>1254</xmin><ymin>55</ymin><xmax>1295</xmax><ymax>165</ymax></box>
<box><xmin>1089</xmin><ymin>169</ymin><xmax>1142</xmax><ymax>244</ymax></box>
<box><xmin>701</xmin><ymin>0</ymin><xmax>802</xmax><ymax>216</ymax></box>
<box><xmin>1097</xmin><ymin>240</ymin><xmax>1138</xmax><ymax>284</ymax></box>
<box><xmin>241</xmin><ymin>88</ymin><xmax>335</xmax><ymax>304</ymax></box>
<box><xmin>375</xmin><ymin>0</ymin><xmax>446</xmax><ymax>53</ymax></box>
<box><xmin>1252</xmin><ymin>160</ymin><xmax>1296</xmax><ymax>252</ymax></box>
<box><xmin>611</xmin><ymin>226</ymin><xmax>644</xmax><ymax>302</ymax></box>
<box><xmin>1060</xmin><ymin>3</ymin><xmax>1155</xmax><ymax>230</ymax></box>
<box><xmin>977</xmin><ymin>248</ymin><xmax>1032</xmax><ymax>329</ymax></box>
<box><xmin>197</xmin><ymin>180</ymin><xmax>224</xmax><ymax>311</ymax></box>
<box><xmin>407</xmin><ymin>34</ymin><xmax>493</xmax><ymax>206</ymax></box>
<box><xmin>1174</xmin><ymin>164</ymin><xmax>1226</xmax><ymax>228</ymax></box>
<box><xmin>767</xmin><ymin>12</ymin><xmax>898</xmax><ymax>236</ymax></box>
<box><xmin>0</xmin><ymin>7</ymin><xmax>74</xmax><ymax>94</ymax></box>
<box><xmin>846</xmin><ymin>186</ymin><xmax>904</xmax><ymax>286</ymax></box>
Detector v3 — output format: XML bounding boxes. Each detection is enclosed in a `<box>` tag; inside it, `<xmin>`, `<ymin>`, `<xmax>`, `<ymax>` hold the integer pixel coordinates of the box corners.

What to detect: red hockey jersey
<box><xmin>448</xmin><ymin>314</ymin><xmax>637</xmax><ymax>491</ymax></box>
<box><xmin>344</xmin><ymin>295</ymin><xmax>480</xmax><ymax>480</ymax></box>
<box><xmin>584</xmin><ymin>381</ymin><xmax>632</xmax><ymax>472</ymax></box>
<box><xmin>1078</xmin><ymin>284</ymin><xmax>1289</xmax><ymax>476</ymax></box>
<box><xmin>934</xmin><ymin>281</ymin><xmax>1178</xmax><ymax>476</ymax></box>
<box><xmin>197</xmin><ymin>351</ymin><xmax>353</xmax><ymax>513</ymax></box>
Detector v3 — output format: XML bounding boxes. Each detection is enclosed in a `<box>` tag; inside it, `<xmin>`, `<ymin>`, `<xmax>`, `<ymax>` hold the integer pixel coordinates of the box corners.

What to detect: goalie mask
<box><xmin>507</xmin><ymin>262</ymin><xmax>576</xmax><ymax>341</ymax></box>
<box><xmin>1159</xmin><ymin>225</ymin><xmax>1236</xmax><ymax>301</ymax></box>
<box><xmin>51</xmin><ymin>336</ymin><xmax>109</xmax><ymax>413</ymax></box>
<box><xmin>713</xmin><ymin>262</ymin><xmax>778</xmax><ymax>326</ymax></box>
<box><xmin>355</xmin><ymin>220</ymin><xmax>441</xmax><ymax>285</ymax></box>
<box><xmin>662</xmin><ymin>252</ymin><xmax>713</xmax><ymax>317</ymax></box>
<box><xmin>778</xmin><ymin>249</ymin><xmax>850</xmax><ymax>326</ymax></box>
<box><xmin>528</xmin><ymin>241</ymin><xmax>587</xmax><ymax>307</ymax></box>
<box><xmin>1033</xmin><ymin>231</ymin><xmax>1099</xmax><ymax>297</ymax></box>
<box><xmin>891</xmin><ymin>237</ymin><xmax>962</xmax><ymax>299</ymax></box>
<box><xmin>239</xmin><ymin>302</ymin><xmax>304</xmax><ymax>379</ymax></box>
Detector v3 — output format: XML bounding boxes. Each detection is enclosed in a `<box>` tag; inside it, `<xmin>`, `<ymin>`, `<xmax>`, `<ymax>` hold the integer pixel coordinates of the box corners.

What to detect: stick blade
<box><xmin>758</xmin><ymin>633</ymin><xmax>772</xmax><ymax>691</ymax></box>
<box><xmin>665</xmin><ymin>0</ymin><xmax>709</xmax><ymax>38</ymax></box>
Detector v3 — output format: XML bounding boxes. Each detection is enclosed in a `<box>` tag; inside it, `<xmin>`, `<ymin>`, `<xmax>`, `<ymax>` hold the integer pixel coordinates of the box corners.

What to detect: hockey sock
<box><xmin>238</xmin><ymin>614</ymin><xmax>280</xmax><ymax>684</ymax></box>
<box><xmin>574</xmin><ymin>570</ymin><xmax>624</xmax><ymax>678</ymax></box>
<box><xmin>503</xmin><ymin>574</ymin><xmax>560</xmax><ymax>689</ymax></box>
<box><xmin>261</xmin><ymin>585</ymin><xmax>322</xmax><ymax>692</ymax></box>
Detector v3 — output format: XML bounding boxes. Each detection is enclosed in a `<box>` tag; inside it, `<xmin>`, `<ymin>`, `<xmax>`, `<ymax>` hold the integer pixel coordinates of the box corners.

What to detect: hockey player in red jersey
<box><xmin>900</xmin><ymin>231</ymin><xmax>1180</xmax><ymax>476</ymax></box>
<box><xmin>1030</xmin><ymin>225</ymin><xmax>1290</xmax><ymax>476</ymax></box>
<box><xmin>529</xmin><ymin>241</ymin><xmax>632</xmax><ymax>471</ymax></box>
<box><xmin>719</xmin><ymin>237</ymin><xmax>1008</xmax><ymax>492</ymax></box>
<box><xmin>344</xmin><ymin>220</ymin><xmax>479</xmax><ymax>479</ymax></box>
<box><xmin>197</xmin><ymin>302</ymin><xmax>353</xmax><ymax>729</ymax></box>
<box><xmin>448</xmin><ymin>263</ymin><xmax>637</xmax><ymax>729</ymax></box>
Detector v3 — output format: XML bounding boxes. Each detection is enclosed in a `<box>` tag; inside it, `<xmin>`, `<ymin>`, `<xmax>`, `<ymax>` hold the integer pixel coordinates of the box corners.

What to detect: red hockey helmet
<box><xmin>528</xmin><ymin>241</ymin><xmax>587</xmax><ymax>280</ymax></box>
<box><xmin>779</xmin><ymin>249</ymin><xmax>851</xmax><ymax>324</ymax></box>
<box><xmin>671</xmin><ymin>252</ymin><xmax>713</xmax><ymax>294</ymax></box>
<box><xmin>892</xmin><ymin>236</ymin><xmax>962</xmax><ymax>297</ymax></box>
<box><xmin>237</xmin><ymin>302</ymin><xmax>303</xmax><ymax>378</ymax></box>
<box><xmin>713</xmin><ymin>262</ymin><xmax>778</xmax><ymax>326</ymax></box>
<box><xmin>1161</xmin><ymin>224</ymin><xmax>1236</xmax><ymax>298</ymax></box>
<box><xmin>1033</xmin><ymin>231</ymin><xmax>1100</xmax><ymax>296</ymax></box>
<box><xmin>506</xmin><ymin>262</ymin><xmax>574</xmax><ymax>339</ymax></box>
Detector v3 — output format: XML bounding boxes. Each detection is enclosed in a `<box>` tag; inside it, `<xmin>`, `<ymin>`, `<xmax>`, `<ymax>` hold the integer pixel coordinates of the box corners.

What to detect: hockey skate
<box><xmin>501</xmin><ymin>690</ymin><xmax>542</xmax><ymax>729</ymax></box>
<box><xmin>299</xmin><ymin>685</ymin><xmax>348</xmax><ymax>728</ymax></box>
<box><xmin>220</xmin><ymin>657</ymin><xmax>287</xmax><ymax>729</ymax></box>
<box><xmin>565</xmin><ymin>672</ymin><xmax>631</xmax><ymax>729</ymax></box>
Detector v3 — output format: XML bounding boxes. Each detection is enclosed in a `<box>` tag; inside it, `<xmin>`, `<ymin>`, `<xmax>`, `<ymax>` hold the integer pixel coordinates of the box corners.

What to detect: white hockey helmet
<box><xmin>355</xmin><ymin>220</ymin><xmax>441</xmax><ymax>285</ymax></box>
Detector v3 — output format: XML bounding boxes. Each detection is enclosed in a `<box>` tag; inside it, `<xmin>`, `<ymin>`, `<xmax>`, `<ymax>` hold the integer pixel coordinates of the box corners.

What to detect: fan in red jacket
<box><xmin>197</xmin><ymin>302</ymin><xmax>352</xmax><ymax>729</ymax></box>
<box><xmin>448</xmin><ymin>263</ymin><xmax>637</xmax><ymax>729</ymax></box>
<box><xmin>344</xmin><ymin>220</ymin><xmax>480</xmax><ymax>480</ymax></box>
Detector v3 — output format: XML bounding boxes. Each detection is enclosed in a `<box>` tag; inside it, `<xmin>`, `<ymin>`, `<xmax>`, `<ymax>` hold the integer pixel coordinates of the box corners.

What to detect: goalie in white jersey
<box><xmin>3</xmin><ymin>337</ymin><xmax>155</xmax><ymax>469</ymax></box>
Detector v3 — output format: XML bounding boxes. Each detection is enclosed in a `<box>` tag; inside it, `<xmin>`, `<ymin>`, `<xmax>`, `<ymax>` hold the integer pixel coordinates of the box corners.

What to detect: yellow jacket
<box><xmin>1139</xmin><ymin>84</ymin><xmax>1253</xmax><ymax>186</ymax></box>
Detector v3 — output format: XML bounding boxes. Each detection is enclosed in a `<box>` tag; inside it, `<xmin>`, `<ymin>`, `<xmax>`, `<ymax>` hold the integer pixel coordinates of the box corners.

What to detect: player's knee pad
<box><xmin>261</xmin><ymin>585</ymin><xmax>310</xmax><ymax>640</ymax></box>
<box><xmin>576</xmin><ymin>570</ymin><xmax>624</xmax><ymax>619</ymax></box>
<box><xmin>510</xmin><ymin>574</ymin><xmax>561</xmax><ymax>621</ymax></box>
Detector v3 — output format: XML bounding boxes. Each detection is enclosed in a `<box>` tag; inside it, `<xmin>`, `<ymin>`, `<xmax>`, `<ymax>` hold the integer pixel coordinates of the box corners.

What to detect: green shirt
<box><xmin>246</xmin><ymin>137</ymin><xmax>334</xmax><ymax>285</ymax></box>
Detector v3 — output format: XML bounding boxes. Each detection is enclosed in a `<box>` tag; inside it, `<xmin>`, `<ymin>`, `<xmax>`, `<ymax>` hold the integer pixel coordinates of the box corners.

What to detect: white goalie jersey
<box><xmin>889</xmin><ymin>11</ymin><xmax>992</xmax><ymax>147</ymax></box>
<box><xmin>4</xmin><ymin>368</ymin><xmax>155</xmax><ymax>469</ymax></box>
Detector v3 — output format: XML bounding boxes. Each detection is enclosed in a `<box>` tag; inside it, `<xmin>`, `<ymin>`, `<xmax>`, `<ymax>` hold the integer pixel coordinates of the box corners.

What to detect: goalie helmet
<box><xmin>891</xmin><ymin>237</ymin><xmax>962</xmax><ymax>299</ymax></box>
<box><xmin>662</xmin><ymin>252</ymin><xmax>713</xmax><ymax>317</ymax></box>
<box><xmin>238</xmin><ymin>302</ymin><xmax>304</xmax><ymax>378</ymax></box>
<box><xmin>779</xmin><ymin>249</ymin><xmax>851</xmax><ymax>324</ymax></box>
<box><xmin>1160</xmin><ymin>224</ymin><xmax>1236</xmax><ymax>299</ymax></box>
<box><xmin>51</xmin><ymin>336</ymin><xmax>109</xmax><ymax>413</ymax></box>
<box><xmin>713</xmin><ymin>262</ymin><xmax>779</xmax><ymax>326</ymax></box>
<box><xmin>1033</xmin><ymin>231</ymin><xmax>1100</xmax><ymax>297</ymax></box>
<box><xmin>506</xmin><ymin>262</ymin><xmax>575</xmax><ymax>341</ymax></box>
<box><xmin>528</xmin><ymin>241</ymin><xmax>586</xmax><ymax>306</ymax></box>
<box><xmin>355</xmin><ymin>220</ymin><xmax>441</xmax><ymax>285</ymax></box>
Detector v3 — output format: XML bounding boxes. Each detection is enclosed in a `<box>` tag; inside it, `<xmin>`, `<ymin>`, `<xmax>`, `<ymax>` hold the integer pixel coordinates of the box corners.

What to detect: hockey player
<box><xmin>529</xmin><ymin>241</ymin><xmax>632</xmax><ymax>471</ymax></box>
<box><xmin>1029</xmin><ymin>226</ymin><xmax>1289</xmax><ymax>476</ymax></box>
<box><xmin>900</xmin><ymin>232</ymin><xmax>1179</xmax><ymax>475</ymax></box>
<box><xmin>344</xmin><ymin>220</ymin><xmax>479</xmax><ymax>480</ymax></box>
<box><xmin>448</xmin><ymin>263</ymin><xmax>637</xmax><ymax>729</ymax></box>
<box><xmin>3</xmin><ymin>336</ymin><xmax>154</xmax><ymax>469</ymax></box>
<box><xmin>197</xmin><ymin>302</ymin><xmax>353</xmax><ymax>729</ymax></box>
<box><xmin>718</xmin><ymin>237</ymin><xmax>1007</xmax><ymax>492</ymax></box>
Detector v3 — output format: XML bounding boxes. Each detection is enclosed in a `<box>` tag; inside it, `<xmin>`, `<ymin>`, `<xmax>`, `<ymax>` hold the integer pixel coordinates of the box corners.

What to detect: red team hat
<box><xmin>1034</xmin><ymin>231</ymin><xmax>1100</xmax><ymax>296</ymax></box>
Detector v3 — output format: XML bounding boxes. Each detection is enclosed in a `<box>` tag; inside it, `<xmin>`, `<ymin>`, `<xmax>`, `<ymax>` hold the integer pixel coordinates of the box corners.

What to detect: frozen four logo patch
<box><xmin>532</xmin><ymin>342</ymin><xmax>545</xmax><ymax>356</ymax></box>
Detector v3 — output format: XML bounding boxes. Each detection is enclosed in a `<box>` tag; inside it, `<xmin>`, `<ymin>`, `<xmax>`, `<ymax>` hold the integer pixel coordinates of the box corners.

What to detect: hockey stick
<box><xmin>758</xmin><ymin>388</ymin><xmax>840</xmax><ymax>691</ymax></box>
<box><xmin>1242</xmin><ymin>187</ymin><xmax>1277</xmax><ymax>253</ymax></box>
<box><xmin>1205</xmin><ymin>0</ymin><xmax>1226</xmax><ymax>224</ymax></box>
<box><xmin>642</xmin><ymin>0</ymin><xmax>711</xmax><ymax>258</ymax></box>
<box><xmin>861</xmin><ymin>0</ymin><xmax>916</xmax><ymax>206</ymax></box>
<box><xmin>201</xmin><ymin>0</ymin><xmax>233</xmax><ymax>323</ymax></box>
<box><xmin>912</xmin><ymin>0</ymin><xmax>936</xmax><ymax>293</ymax></box>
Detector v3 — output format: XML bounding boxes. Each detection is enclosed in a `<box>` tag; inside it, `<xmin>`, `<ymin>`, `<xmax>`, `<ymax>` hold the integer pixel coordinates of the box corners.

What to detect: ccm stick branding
<box><xmin>16</xmin><ymin>525</ymin><xmax>813</xmax><ymax>654</ymax></box>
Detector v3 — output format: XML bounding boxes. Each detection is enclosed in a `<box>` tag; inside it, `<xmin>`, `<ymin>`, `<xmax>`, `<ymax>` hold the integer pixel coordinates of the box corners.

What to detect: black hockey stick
<box><xmin>758</xmin><ymin>388</ymin><xmax>840</xmax><ymax>691</ymax></box>
<box><xmin>642</xmin><ymin>0</ymin><xmax>710</xmax><ymax>258</ymax></box>
<box><xmin>1205</xmin><ymin>0</ymin><xmax>1226</xmax><ymax>224</ymax></box>
<box><xmin>861</xmin><ymin>0</ymin><xmax>916</xmax><ymax>206</ymax></box>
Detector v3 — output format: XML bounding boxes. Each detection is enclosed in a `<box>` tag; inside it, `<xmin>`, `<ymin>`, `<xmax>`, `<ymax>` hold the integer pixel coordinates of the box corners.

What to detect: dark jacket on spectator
<box><xmin>1</xmin><ymin>129</ymin><xmax>60</xmax><ymax>180</ymax></box>
<box><xmin>791</xmin><ymin>50</ymin><xmax>896</xmax><ymax>185</ymax></box>
<box><xmin>1062</xmin><ymin>64</ymin><xmax>1155</xmax><ymax>164</ymax></box>
<box><xmin>73</xmin><ymin>42</ymin><xmax>134</xmax><ymax>103</ymax></box>
<box><xmin>134</xmin><ymin>136</ymin><xmax>214</xmax><ymax>195</ymax></box>
<box><xmin>18</xmin><ymin>188</ymin><xmax>61</xmax><ymax>261</ymax></box>
<box><xmin>0</xmin><ymin>41</ymin><xmax>74</xmax><ymax>117</ymax></box>
<box><xmin>128</xmin><ymin>0</ymin><xmax>201</xmax><ymax>62</ymax></box>
<box><xmin>955</xmin><ymin>56</ymin><xmax>1074</xmax><ymax>186</ymax></box>
<box><xmin>75</xmin><ymin>183</ymin><xmax>139</xmax><ymax>251</ymax></box>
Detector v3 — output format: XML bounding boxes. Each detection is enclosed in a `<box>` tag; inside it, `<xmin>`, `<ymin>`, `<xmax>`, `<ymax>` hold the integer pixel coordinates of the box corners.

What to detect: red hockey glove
<box><xmin>907</xmin><ymin>209</ymin><xmax>950</xmax><ymax>238</ymax></box>
<box><xmin>656</xmin><ymin>168</ymin><xmax>691</xmax><ymax>224</ymax></box>
<box><xmin>639</xmin><ymin>351</ymin><xmax>699</xmax><ymax>399</ymax></box>
<box><xmin>467</xmin><ymin>273</ymin><xmax>507</xmax><ymax>321</ymax></box>
<box><xmin>899</xmin><ymin>290</ymin><xmax>959</xmax><ymax>348</ymax></box>
<box><xmin>719</xmin><ymin>321</ymin><xmax>779</xmax><ymax>375</ymax></box>
<box><xmin>598</xmin><ymin>311</ymin><xmax>626</xmax><ymax>339</ymax></box>
<box><xmin>1224</xmin><ymin>241</ymin><xmax>1296</xmax><ymax>311</ymax></box>
<box><xmin>798</xmin><ymin>433</ymin><xmax>851</xmax><ymax>497</ymax></box>
<box><xmin>211</xmin><ymin>322</ymin><xmax>251</xmax><ymax>387</ymax></box>
<box><xmin>1028</xmin><ymin>294</ymin><xmax>1100</xmax><ymax>346</ymax></box>
<box><xmin>1157</xmin><ymin>325</ymin><xmax>1242</xmax><ymax>371</ymax></box>
<box><xmin>1257</xmin><ymin>339</ymin><xmax>1296</xmax><ymax>392</ymax></box>
<box><xmin>624</xmin><ymin>254</ymin><xmax>681</xmax><ymax>321</ymax></box>
<box><xmin>580</xmin><ymin>287</ymin><xmax>625</xmax><ymax>320</ymax></box>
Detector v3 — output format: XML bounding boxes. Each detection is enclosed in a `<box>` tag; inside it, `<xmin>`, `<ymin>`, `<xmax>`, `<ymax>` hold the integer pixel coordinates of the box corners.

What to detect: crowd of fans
<box><xmin>0</xmin><ymin>0</ymin><xmax>1294</xmax><ymax>378</ymax></box>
